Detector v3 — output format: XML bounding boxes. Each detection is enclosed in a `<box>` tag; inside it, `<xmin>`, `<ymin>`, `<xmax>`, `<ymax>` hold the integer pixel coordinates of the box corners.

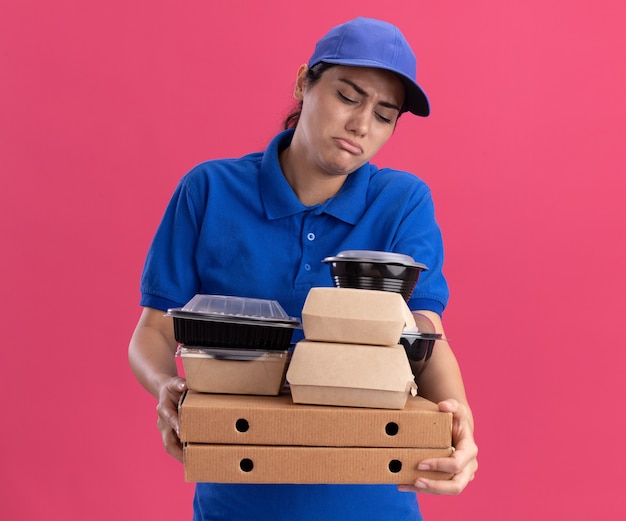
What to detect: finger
<box><xmin>156</xmin><ymin>398</ymin><xmax>181</xmax><ymax>434</ymax></box>
<box><xmin>439</xmin><ymin>399</ymin><xmax>475</xmax><ymax>433</ymax></box>
<box><xmin>419</xmin><ymin>440</ymin><xmax>478</xmax><ymax>473</ymax></box>
<box><xmin>162</xmin><ymin>425</ymin><xmax>184</xmax><ymax>462</ymax></box>
<box><xmin>157</xmin><ymin>416</ymin><xmax>184</xmax><ymax>463</ymax></box>
<box><xmin>164</xmin><ymin>432</ymin><xmax>184</xmax><ymax>463</ymax></box>
<box><xmin>157</xmin><ymin>377</ymin><xmax>188</xmax><ymax>432</ymax></box>
<box><xmin>408</xmin><ymin>453</ymin><xmax>478</xmax><ymax>495</ymax></box>
<box><xmin>164</xmin><ymin>377</ymin><xmax>187</xmax><ymax>407</ymax></box>
<box><xmin>436</xmin><ymin>398</ymin><xmax>459</xmax><ymax>413</ymax></box>
<box><xmin>398</xmin><ymin>464</ymin><xmax>476</xmax><ymax>495</ymax></box>
<box><xmin>414</xmin><ymin>464</ymin><xmax>477</xmax><ymax>495</ymax></box>
<box><xmin>169</xmin><ymin>376</ymin><xmax>187</xmax><ymax>393</ymax></box>
<box><xmin>438</xmin><ymin>399</ymin><xmax>471</xmax><ymax>422</ymax></box>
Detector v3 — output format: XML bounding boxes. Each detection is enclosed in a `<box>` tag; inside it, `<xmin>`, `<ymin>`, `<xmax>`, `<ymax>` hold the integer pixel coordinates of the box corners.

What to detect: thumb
<box><xmin>170</xmin><ymin>376</ymin><xmax>187</xmax><ymax>392</ymax></box>
<box><xmin>436</xmin><ymin>399</ymin><xmax>459</xmax><ymax>414</ymax></box>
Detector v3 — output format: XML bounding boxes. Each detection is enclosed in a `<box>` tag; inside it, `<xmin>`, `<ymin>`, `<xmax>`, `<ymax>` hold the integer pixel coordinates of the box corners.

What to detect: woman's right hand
<box><xmin>129</xmin><ymin>307</ymin><xmax>187</xmax><ymax>462</ymax></box>
<box><xmin>156</xmin><ymin>376</ymin><xmax>188</xmax><ymax>462</ymax></box>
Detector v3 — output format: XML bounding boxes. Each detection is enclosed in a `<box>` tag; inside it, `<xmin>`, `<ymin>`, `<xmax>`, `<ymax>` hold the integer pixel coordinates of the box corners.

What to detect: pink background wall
<box><xmin>2</xmin><ymin>1</ymin><xmax>625</xmax><ymax>519</ymax></box>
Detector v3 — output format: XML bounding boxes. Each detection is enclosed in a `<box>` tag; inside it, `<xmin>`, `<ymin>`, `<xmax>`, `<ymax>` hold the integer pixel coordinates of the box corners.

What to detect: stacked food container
<box><xmin>287</xmin><ymin>286</ymin><xmax>419</xmax><ymax>409</ymax></box>
<box><xmin>323</xmin><ymin>250</ymin><xmax>443</xmax><ymax>375</ymax></box>
<box><xmin>176</xmin><ymin>251</ymin><xmax>453</xmax><ymax>484</ymax></box>
<box><xmin>170</xmin><ymin>294</ymin><xmax>300</xmax><ymax>396</ymax></box>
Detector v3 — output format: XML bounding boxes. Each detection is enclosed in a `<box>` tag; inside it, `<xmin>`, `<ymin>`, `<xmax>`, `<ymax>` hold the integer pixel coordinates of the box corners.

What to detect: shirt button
<box><xmin>307</xmin><ymin>232</ymin><xmax>316</xmax><ymax>241</ymax></box>
<box><xmin>304</xmin><ymin>264</ymin><xmax>311</xmax><ymax>271</ymax></box>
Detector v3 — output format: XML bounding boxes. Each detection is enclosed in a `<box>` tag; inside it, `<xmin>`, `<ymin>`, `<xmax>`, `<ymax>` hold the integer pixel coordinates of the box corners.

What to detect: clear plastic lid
<box><xmin>177</xmin><ymin>346</ymin><xmax>290</xmax><ymax>361</ymax></box>
<box><xmin>323</xmin><ymin>250</ymin><xmax>428</xmax><ymax>269</ymax></box>
<box><xmin>167</xmin><ymin>294</ymin><xmax>300</xmax><ymax>325</ymax></box>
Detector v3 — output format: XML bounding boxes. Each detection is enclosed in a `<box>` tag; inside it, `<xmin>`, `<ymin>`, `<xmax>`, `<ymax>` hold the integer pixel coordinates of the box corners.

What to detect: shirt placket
<box><xmin>296</xmin><ymin>210</ymin><xmax>320</xmax><ymax>286</ymax></box>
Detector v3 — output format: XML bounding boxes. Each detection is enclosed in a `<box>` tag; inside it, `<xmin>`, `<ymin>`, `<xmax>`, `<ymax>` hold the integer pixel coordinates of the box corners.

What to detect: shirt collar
<box><xmin>260</xmin><ymin>129</ymin><xmax>369</xmax><ymax>224</ymax></box>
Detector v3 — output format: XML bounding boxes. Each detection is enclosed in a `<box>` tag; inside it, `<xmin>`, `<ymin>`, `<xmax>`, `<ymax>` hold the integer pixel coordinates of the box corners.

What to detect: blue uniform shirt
<box><xmin>140</xmin><ymin>129</ymin><xmax>449</xmax><ymax>520</ymax></box>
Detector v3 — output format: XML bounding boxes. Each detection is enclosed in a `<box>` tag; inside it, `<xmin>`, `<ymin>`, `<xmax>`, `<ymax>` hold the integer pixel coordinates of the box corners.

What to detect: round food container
<box><xmin>322</xmin><ymin>250</ymin><xmax>428</xmax><ymax>301</ymax></box>
<box><xmin>399</xmin><ymin>331</ymin><xmax>442</xmax><ymax>362</ymax></box>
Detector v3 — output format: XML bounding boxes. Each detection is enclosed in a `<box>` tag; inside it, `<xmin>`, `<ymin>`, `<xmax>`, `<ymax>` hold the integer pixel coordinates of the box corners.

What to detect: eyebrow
<box><xmin>338</xmin><ymin>78</ymin><xmax>402</xmax><ymax>112</ymax></box>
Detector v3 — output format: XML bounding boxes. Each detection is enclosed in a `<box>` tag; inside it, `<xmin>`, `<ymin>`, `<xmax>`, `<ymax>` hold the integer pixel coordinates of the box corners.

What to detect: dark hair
<box><xmin>283</xmin><ymin>62</ymin><xmax>337</xmax><ymax>130</ymax></box>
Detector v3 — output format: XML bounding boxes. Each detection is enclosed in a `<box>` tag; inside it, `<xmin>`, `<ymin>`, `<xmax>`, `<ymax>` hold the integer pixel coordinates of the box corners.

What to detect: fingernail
<box><xmin>416</xmin><ymin>480</ymin><xmax>427</xmax><ymax>489</ymax></box>
<box><xmin>418</xmin><ymin>463</ymin><xmax>430</xmax><ymax>471</ymax></box>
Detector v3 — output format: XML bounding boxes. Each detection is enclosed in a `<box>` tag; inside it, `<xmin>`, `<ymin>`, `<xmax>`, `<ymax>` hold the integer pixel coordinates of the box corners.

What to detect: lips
<box><xmin>333</xmin><ymin>137</ymin><xmax>363</xmax><ymax>155</ymax></box>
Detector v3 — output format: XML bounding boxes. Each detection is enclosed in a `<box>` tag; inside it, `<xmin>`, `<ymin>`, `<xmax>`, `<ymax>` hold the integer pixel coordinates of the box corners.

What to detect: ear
<box><xmin>293</xmin><ymin>64</ymin><xmax>309</xmax><ymax>100</ymax></box>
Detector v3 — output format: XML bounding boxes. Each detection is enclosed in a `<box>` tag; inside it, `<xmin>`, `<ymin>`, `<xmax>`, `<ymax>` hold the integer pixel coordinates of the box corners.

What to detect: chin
<box><xmin>325</xmin><ymin>158</ymin><xmax>365</xmax><ymax>176</ymax></box>
<box><xmin>325</xmin><ymin>165</ymin><xmax>358</xmax><ymax>177</ymax></box>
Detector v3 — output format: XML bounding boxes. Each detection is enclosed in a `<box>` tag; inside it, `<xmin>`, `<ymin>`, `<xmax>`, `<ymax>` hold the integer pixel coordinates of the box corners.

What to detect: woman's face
<box><xmin>292</xmin><ymin>65</ymin><xmax>405</xmax><ymax>177</ymax></box>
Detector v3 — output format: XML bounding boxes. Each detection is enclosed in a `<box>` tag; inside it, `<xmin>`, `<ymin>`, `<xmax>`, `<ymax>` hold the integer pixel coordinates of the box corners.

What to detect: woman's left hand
<box><xmin>398</xmin><ymin>399</ymin><xmax>478</xmax><ymax>495</ymax></box>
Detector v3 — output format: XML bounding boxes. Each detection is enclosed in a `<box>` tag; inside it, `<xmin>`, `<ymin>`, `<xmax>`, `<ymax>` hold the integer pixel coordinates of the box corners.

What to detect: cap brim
<box><xmin>398</xmin><ymin>76</ymin><xmax>430</xmax><ymax>117</ymax></box>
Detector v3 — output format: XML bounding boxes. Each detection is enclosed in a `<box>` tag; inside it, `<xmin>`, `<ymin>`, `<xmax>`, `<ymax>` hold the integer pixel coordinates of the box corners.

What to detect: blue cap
<box><xmin>308</xmin><ymin>17</ymin><xmax>430</xmax><ymax>117</ymax></box>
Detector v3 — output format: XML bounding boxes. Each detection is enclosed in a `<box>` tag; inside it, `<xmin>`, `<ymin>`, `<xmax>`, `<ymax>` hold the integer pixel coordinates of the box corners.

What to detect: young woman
<box><xmin>129</xmin><ymin>16</ymin><xmax>478</xmax><ymax>521</ymax></box>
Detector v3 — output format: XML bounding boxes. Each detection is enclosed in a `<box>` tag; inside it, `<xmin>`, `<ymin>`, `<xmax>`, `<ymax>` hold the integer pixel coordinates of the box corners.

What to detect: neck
<box><xmin>279</xmin><ymin>145</ymin><xmax>347</xmax><ymax>207</ymax></box>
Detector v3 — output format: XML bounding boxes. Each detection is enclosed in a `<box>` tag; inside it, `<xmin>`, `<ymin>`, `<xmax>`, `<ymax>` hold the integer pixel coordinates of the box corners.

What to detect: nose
<box><xmin>345</xmin><ymin>108</ymin><xmax>369</xmax><ymax>136</ymax></box>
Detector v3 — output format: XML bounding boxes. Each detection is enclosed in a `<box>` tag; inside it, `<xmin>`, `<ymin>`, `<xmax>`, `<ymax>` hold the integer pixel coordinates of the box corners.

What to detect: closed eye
<box><xmin>338</xmin><ymin>89</ymin><xmax>395</xmax><ymax>124</ymax></box>
<box><xmin>337</xmin><ymin>90</ymin><xmax>356</xmax><ymax>104</ymax></box>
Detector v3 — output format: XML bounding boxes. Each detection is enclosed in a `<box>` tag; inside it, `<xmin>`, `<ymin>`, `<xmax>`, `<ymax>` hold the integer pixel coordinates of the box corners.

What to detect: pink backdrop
<box><xmin>2</xmin><ymin>1</ymin><xmax>625</xmax><ymax>519</ymax></box>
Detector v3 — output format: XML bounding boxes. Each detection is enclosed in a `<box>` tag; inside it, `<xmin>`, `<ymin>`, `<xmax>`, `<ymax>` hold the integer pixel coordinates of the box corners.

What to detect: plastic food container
<box><xmin>167</xmin><ymin>294</ymin><xmax>301</xmax><ymax>349</ymax></box>
<box><xmin>178</xmin><ymin>347</ymin><xmax>291</xmax><ymax>395</ymax></box>
<box><xmin>322</xmin><ymin>250</ymin><xmax>428</xmax><ymax>301</ymax></box>
<box><xmin>399</xmin><ymin>332</ymin><xmax>442</xmax><ymax>362</ymax></box>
